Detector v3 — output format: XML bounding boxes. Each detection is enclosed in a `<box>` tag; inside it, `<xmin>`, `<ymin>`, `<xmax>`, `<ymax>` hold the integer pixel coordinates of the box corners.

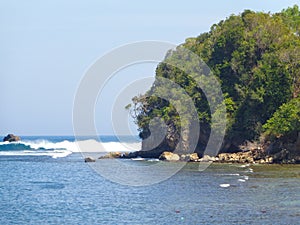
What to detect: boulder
<box><xmin>180</xmin><ymin>153</ymin><xmax>199</xmax><ymax>161</ymax></box>
<box><xmin>272</xmin><ymin>149</ymin><xmax>290</xmax><ymax>163</ymax></box>
<box><xmin>84</xmin><ymin>157</ymin><xmax>96</xmax><ymax>162</ymax></box>
<box><xmin>3</xmin><ymin>134</ymin><xmax>21</xmax><ymax>142</ymax></box>
<box><xmin>99</xmin><ymin>152</ymin><xmax>122</xmax><ymax>159</ymax></box>
<box><xmin>159</xmin><ymin>151</ymin><xmax>180</xmax><ymax>161</ymax></box>
<box><xmin>199</xmin><ymin>155</ymin><xmax>217</xmax><ymax>162</ymax></box>
<box><xmin>218</xmin><ymin>151</ymin><xmax>255</xmax><ymax>163</ymax></box>
<box><xmin>186</xmin><ymin>153</ymin><xmax>199</xmax><ymax>162</ymax></box>
<box><xmin>180</xmin><ymin>154</ymin><xmax>187</xmax><ymax>161</ymax></box>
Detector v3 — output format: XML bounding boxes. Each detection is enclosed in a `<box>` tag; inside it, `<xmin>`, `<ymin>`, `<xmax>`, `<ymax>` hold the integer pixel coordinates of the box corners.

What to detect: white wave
<box><xmin>147</xmin><ymin>158</ymin><xmax>160</xmax><ymax>162</ymax></box>
<box><xmin>219</xmin><ymin>173</ymin><xmax>240</xmax><ymax>176</ymax></box>
<box><xmin>19</xmin><ymin>140</ymin><xmax>79</xmax><ymax>152</ymax></box>
<box><xmin>0</xmin><ymin>150</ymin><xmax>72</xmax><ymax>158</ymax></box>
<box><xmin>238</xmin><ymin>179</ymin><xmax>246</xmax><ymax>182</ymax></box>
<box><xmin>74</xmin><ymin>139</ymin><xmax>141</xmax><ymax>152</ymax></box>
<box><xmin>131</xmin><ymin>157</ymin><xmax>145</xmax><ymax>161</ymax></box>
<box><xmin>246</xmin><ymin>168</ymin><xmax>254</xmax><ymax>173</ymax></box>
<box><xmin>220</xmin><ymin>184</ymin><xmax>230</xmax><ymax>188</ymax></box>
<box><xmin>0</xmin><ymin>139</ymin><xmax>142</xmax><ymax>153</ymax></box>
<box><xmin>0</xmin><ymin>139</ymin><xmax>142</xmax><ymax>159</ymax></box>
<box><xmin>239</xmin><ymin>164</ymin><xmax>250</xmax><ymax>168</ymax></box>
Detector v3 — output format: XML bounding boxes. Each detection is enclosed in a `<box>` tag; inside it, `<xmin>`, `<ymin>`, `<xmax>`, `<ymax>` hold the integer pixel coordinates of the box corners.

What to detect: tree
<box><xmin>263</xmin><ymin>97</ymin><xmax>300</xmax><ymax>139</ymax></box>
<box><xmin>129</xmin><ymin>6</ymin><xmax>300</xmax><ymax>153</ymax></box>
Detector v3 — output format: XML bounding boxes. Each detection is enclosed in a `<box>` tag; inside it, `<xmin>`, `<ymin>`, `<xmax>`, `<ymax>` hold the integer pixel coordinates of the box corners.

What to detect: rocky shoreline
<box><xmin>87</xmin><ymin>148</ymin><xmax>300</xmax><ymax>164</ymax></box>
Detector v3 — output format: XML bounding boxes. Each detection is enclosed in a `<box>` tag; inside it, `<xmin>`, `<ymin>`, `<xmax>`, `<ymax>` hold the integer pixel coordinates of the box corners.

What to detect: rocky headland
<box><xmin>95</xmin><ymin>131</ymin><xmax>300</xmax><ymax>164</ymax></box>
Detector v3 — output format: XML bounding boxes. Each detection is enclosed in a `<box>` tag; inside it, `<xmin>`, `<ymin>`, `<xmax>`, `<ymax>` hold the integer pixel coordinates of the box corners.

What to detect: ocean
<box><xmin>0</xmin><ymin>136</ymin><xmax>299</xmax><ymax>224</ymax></box>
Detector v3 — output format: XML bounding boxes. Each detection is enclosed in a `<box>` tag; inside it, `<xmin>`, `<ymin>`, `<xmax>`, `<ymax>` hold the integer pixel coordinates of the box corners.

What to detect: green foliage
<box><xmin>263</xmin><ymin>98</ymin><xmax>300</xmax><ymax>138</ymax></box>
<box><xmin>130</xmin><ymin>5</ymin><xmax>300</xmax><ymax>150</ymax></box>
<box><xmin>279</xmin><ymin>5</ymin><xmax>300</xmax><ymax>36</ymax></box>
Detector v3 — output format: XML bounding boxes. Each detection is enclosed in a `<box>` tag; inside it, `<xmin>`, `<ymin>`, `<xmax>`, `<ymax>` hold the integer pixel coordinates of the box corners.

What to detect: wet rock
<box><xmin>84</xmin><ymin>157</ymin><xmax>96</xmax><ymax>162</ymax></box>
<box><xmin>198</xmin><ymin>155</ymin><xmax>217</xmax><ymax>162</ymax></box>
<box><xmin>159</xmin><ymin>152</ymin><xmax>180</xmax><ymax>161</ymax></box>
<box><xmin>180</xmin><ymin>153</ymin><xmax>199</xmax><ymax>162</ymax></box>
<box><xmin>218</xmin><ymin>151</ymin><xmax>254</xmax><ymax>163</ymax></box>
<box><xmin>99</xmin><ymin>152</ymin><xmax>122</xmax><ymax>159</ymax></box>
<box><xmin>3</xmin><ymin>134</ymin><xmax>21</xmax><ymax>142</ymax></box>
<box><xmin>187</xmin><ymin>153</ymin><xmax>199</xmax><ymax>162</ymax></box>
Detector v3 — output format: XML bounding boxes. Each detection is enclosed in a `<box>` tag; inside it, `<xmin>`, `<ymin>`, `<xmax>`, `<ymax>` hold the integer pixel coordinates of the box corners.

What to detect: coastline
<box><xmin>96</xmin><ymin>148</ymin><xmax>300</xmax><ymax>164</ymax></box>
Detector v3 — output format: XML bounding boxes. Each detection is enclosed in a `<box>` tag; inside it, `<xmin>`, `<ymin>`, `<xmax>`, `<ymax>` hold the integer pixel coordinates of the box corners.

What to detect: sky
<box><xmin>0</xmin><ymin>0</ymin><xmax>299</xmax><ymax>136</ymax></box>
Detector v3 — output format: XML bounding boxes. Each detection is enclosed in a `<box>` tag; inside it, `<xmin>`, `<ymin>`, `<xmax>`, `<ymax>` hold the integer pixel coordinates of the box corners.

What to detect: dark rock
<box><xmin>125</xmin><ymin>149</ymin><xmax>165</xmax><ymax>159</ymax></box>
<box><xmin>3</xmin><ymin>134</ymin><xmax>21</xmax><ymax>142</ymax></box>
<box><xmin>272</xmin><ymin>149</ymin><xmax>290</xmax><ymax>163</ymax></box>
<box><xmin>84</xmin><ymin>157</ymin><xmax>96</xmax><ymax>162</ymax></box>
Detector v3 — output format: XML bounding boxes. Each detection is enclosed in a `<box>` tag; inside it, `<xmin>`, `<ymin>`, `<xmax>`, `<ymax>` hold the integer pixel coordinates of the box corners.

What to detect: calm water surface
<box><xmin>0</xmin><ymin>153</ymin><xmax>299</xmax><ymax>224</ymax></box>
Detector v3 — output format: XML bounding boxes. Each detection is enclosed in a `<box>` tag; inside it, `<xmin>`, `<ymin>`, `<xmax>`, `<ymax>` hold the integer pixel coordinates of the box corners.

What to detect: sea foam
<box><xmin>0</xmin><ymin>138</ymin><xmax>141</xmax><ymax>158</ymax></box>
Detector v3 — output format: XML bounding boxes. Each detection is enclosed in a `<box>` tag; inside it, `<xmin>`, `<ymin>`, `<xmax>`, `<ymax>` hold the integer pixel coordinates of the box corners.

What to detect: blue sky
<box><xmin>0</xmin><ymin>0</ymin><xmax>299</xmax><ymax>135</ymax></box>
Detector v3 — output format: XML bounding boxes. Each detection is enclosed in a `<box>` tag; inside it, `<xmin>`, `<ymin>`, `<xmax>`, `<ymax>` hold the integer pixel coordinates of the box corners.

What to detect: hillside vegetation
<box><xmin>130</xmin><ymin>5</ymin><xmax>300</xmax><ymax>156</ymax></box>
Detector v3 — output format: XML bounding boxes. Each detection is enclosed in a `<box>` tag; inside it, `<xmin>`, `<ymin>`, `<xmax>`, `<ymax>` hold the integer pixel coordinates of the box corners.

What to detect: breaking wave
<box><xmin>0</xmin><ymin>138</ymin><xmax>141</xmax><ymax>158</ymax></box>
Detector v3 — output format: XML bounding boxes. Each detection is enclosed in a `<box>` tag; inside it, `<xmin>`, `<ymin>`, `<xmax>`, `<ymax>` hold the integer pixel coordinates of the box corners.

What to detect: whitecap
<box><xmin>131</xmin><ymin>157</ymin><xmax>145</xmax><ymax>161</ymax></box>
<box><xmin>239</xmin><ymin>164</ymin><xmax>250</xmax><ymax>168</ymax></box>
<box><xmin>220</xmin><ymin>183</ymin><xmax>230</xmax><ymax>188</ymax></box>
<box><xmin>74</xmin><ymin>139</ymin><xmax>141</xmax><ymax>152</ymax></box>
<box><xmin>220</xmin><ymin>173</ymin><xmax>240</xmax><ymax>176</ymax></box>
<box><xmin>0</xmin><ymin>150</ymin><xmax>72</xmax><ymax>158</ymax></box>
<box><xmin>238</xmin><ymin>179</ymin><xmax>246</xmax><ymax>182</ymax></box>
<box><xmin>147</xmin><ymin>159</ymin><xmax>160</xmax><ymax>162</ymax></box>
<box><xmin>0</xmin><ymin>138</ymin><xmax>142</xmax><ymax>158</ymax></box>
<box><xmin>246</xmin><ymin>168</ymin><xmax>254</xmax><ymax>173</ymax></box>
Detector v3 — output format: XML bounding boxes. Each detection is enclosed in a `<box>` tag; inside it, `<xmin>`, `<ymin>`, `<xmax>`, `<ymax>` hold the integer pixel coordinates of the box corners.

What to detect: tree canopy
<box><xmin>129</xmin><ymin>5</ymin><xmax>300</xmax><ymax>153</ymax></box>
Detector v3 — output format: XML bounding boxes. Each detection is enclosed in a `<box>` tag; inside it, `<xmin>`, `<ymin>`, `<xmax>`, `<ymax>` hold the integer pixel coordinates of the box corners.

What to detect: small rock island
<box><xmin>3</xmin><ymin>134</ymin><xmax>21</xmax><ymax>142</ymax></box>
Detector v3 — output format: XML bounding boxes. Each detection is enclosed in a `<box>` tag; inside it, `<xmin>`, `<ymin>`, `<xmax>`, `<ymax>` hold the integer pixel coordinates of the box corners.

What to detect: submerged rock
<box><xmin>84</xmin><ymin>157</ymin><xmax>96</xmax><ymax>162</ymax></box>
<box><xmin>3</xmin><ymin>134</ymin><xmax>21</xmax><ymax>142</ymax></box>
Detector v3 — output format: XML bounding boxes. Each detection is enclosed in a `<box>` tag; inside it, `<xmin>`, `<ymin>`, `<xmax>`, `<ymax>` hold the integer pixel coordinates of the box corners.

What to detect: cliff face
<box><xmin>265</xmin><ymin>132</ymin><xmax>300</xmax><ymax>159</ymax></box>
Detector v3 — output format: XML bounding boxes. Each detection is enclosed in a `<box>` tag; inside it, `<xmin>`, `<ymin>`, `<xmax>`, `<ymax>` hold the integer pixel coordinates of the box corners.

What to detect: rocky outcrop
<box><xmin>218</xmin><ymin>151</ymin><xmax>255</xmax><ymax>163</ymax></box>
<box><xmin>217</xmin><ymin>149</ymin><xmax>274</xmax><ymax>164</ymax></box>
<box><xmin>180</xmin><ymin>153</ymin><xmax>199</xmax><ymax>162</ymax></box>
<box><xmin>96</xmin><ymin>139</ymin><xmax>299</xmax><ymax>164</ymax></box>
<box><xmin>159</xmin><ymin>152</ymin><xmax>180</xmax><ymax>161</ymax></box>
<box><xmin>263</xmin><ymin>131</ymin><xmax>300</xmax><ymax>163</ymax></box>
<box><xmin>158</xmin><ymin>152</ymin><xmax>200</xmax><ymax>162</ymax></box>
<box><xmin>271</xmin><ymin>149</ymin><xmax>300</xmax><ymax>164</ymax></box>
<box><xmin>84</xmin><ymin>157</ymin><xmax>96</xmax><ymax>162</ymax></box>
<box><xmin>122</xmin><ymin>149</ymin><xmax>165</xmax><ymax>159</ymax></box>
<box><xmin>99</xmin><ymin>152</ymin><xmax>122</xmax><ymax>159</ymax></box>
<box><xmin>3</xmin><ymin>134</ymin><xmax>21</xmax><ymax>142</ymax></box>
<box><xmin>198</xmin><ymin>155</ymin><xmax>217</xmax><ymax>162</ymax></box>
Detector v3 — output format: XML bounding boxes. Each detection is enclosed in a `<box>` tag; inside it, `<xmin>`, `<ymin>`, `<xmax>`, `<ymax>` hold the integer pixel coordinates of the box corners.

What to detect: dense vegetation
<box><xmin>130</xmin><ymin>5</ymin><xmax>300</xmax><ymax>155</ymax></box>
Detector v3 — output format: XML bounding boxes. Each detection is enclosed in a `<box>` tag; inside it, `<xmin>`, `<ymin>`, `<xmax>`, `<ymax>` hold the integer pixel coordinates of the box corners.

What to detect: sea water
<box><xmin>0</xmin><ymin>136</ymin><xmax>299</xmax><ymax>224</ymax></box>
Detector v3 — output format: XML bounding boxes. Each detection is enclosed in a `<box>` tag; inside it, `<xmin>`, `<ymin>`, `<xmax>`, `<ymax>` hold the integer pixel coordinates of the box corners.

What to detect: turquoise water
<box><xmin>0</xmin><ymin>136</ymin><xmax>299</xmax><ymax>224</ymax></box>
